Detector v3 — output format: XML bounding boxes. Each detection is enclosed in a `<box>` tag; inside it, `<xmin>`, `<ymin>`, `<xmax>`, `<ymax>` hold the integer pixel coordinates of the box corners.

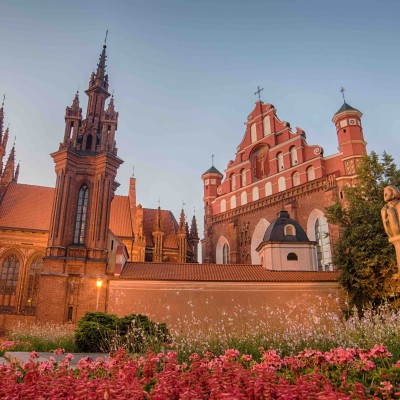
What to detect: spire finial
<box><xmin>157</xmin><ymin>197</ymin><xmax>161</xmax><ymax>208</ymax></box>
<box><xmin>211</xmin><ymin>154</ymin><xmax>214</xmax><ymax>166</ymax></box>
<box><xmin>1</xmin><ymin>94</ymin><xmax>5</xmax><ymax>109</ymax></box>
<box><xmin>182</xmin><ymin>200</ymin><xmax>186</xmax><ymax>209</ymax></box>
<box><xmin>340</xmin><ymin>87</ymin><xmax>346</xmax><ymax>104</ymax></box>
<box><xmin>104</xmin><ymin>29</ymin><xmax>108</xmax><ymax>46</ymax></box>
<box><xmin>131</xmin><ymin>165</ymin><xmax>135</xmax><ymax>177</ymax></box>
<box><xmin>254</xmin><ymin>86</ymin><xmax>264</xmax><ymax>101</ymax></box>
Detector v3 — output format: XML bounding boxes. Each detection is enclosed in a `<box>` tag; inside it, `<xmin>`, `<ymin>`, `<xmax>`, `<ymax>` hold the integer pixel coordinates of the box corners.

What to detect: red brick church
<box><xmin>0</xmin><ymin>42</ymin><xmax>199</xmax><ymax>323</ymax></box>
<box><xmin>201</xmin><ymin>92</ymin><xmax>366</xmax><ymax>269</ymax></box>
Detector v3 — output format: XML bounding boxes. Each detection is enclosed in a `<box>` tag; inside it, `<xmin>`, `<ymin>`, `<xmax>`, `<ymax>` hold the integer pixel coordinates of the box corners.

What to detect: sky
<box><xmin>0</xmin><ymin>0</ymin><xmax>399</xmax><ymax>240</ymax></box>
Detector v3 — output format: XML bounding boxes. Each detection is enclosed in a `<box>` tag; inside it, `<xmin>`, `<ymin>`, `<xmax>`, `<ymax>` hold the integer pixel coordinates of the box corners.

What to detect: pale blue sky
<box><xmin>0</xmin><ymin>0</ymin><xmax>399</xmax><ymax>234</ymax></box>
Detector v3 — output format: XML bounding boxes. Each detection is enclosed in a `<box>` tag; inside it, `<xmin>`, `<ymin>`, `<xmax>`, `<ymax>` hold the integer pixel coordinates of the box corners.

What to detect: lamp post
<box><xmin>96</xmin><ymin>277</ymin><xmax>103</xmax><ymax>310</ymax></box>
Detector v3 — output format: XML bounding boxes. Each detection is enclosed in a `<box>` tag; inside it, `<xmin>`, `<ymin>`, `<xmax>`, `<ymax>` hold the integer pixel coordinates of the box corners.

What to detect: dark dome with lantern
<box><xmin>261</xmin><ymin>210</ymin><xmax>310</xmax><ymax>243</ymax></box>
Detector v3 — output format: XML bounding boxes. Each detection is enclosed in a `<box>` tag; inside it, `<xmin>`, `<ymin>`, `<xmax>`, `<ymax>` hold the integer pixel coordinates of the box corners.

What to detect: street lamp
<box><xmin>96</xmin><ymin>277</ymin><xmax>103</xmax><ymax>310</ymax></box>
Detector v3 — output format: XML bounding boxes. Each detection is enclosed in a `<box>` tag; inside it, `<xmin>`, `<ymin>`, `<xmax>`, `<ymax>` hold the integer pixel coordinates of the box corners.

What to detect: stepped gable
<box><xmin>120</xmin><ymin>262</ymin><xmax>339</xmax><ymax>282</ymax></box>
<box><xmin>0</xmin><ymin>182</ymin><xmax>54</xmax><ymax>231</ymax></box>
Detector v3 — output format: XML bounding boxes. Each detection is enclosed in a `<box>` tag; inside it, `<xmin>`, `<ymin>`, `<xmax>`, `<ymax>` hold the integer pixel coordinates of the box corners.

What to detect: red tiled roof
<box><xmin>109</xmin><ymin>195</ymin><xmax>132</xmax><ymax>238</ymax></box>
<box><xmin>0</xmin><ymin>182</ymin><xmax>54</xmax><ymax>231</ymax></box>
<box><xmin>120</xmin><ymin>262</ymin><xmax>339</xmax><ymax>282</ymax></box>
<box><xmin>143</xmin><ymin>208</ymin><xmax>178</xmax><ymax>249</ymax></box>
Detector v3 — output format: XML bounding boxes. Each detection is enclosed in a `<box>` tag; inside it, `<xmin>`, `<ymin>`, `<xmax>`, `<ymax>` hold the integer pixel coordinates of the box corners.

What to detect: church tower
<box><xmin>333</xmin><ymin>101</ymin><xmax>366</xmax><ymax>177</ymax></box>
<box><xmin>37</xmin><ymin>40</ymin><xmax>123</xmax><ymax>323</ymax></box>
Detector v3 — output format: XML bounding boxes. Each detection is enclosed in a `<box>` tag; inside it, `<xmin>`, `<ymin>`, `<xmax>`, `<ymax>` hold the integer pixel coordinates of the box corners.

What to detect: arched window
<box><xmin>74</xmin><ymin>184</ymin><xmax>89</xmax><ymax>244</ymax></box>
<box><xmin>285</xmin><ymin>224</ymin><xmax>296</xmax><ymax>236</ymax></box>
<box><xmin>0</xmin><ymin>253</ymin><xmax>20</xmax><ymax>309</ymax></box>
<box><xmin>241</xmin><ymin>191</ymin><xmax>247</xmax><ymax>205</ymax></box>
<box><xmin>252</xmin><ymin>186</ymin><xmax>259</xmax><ymax>201</ymax></box>
<box><xmin>0</xmin><ymin>254</ymin><xmax>20</xmax><ymax>295</ymax></box>
<box><xmin>307</xmin><ymin>166</ymin><xmax>315</xmax><ymax>181</ymax></box>
<box><xmin>216</xmin><ymin>236</ymin><xmax>230</xmax><ymax>264</ymax></box>
<box><xmin>240</xmin><ymin>169</ymin><xmax>247</xmax><ymax>187</ymax></box>
<box><xmin>220</xmin><ymin>199</ymin><xmax>226</xmax><ymax>213</ymax></box>
<box><xmin>292</xmin><ymin>171</ymin><xmax>300</xmax><ymax>187</ymax></box>
<box><xmin>265</xmin><ymin>181</ymin><xmax>272</xmax><ymax>197</ymax></box>
<box><xmin>230</xmin><ymin>195</ymin><xmax>236</xmax><ymax>209</ymax></box>
<box><xmin>277</xmin><ymin>152</ymin><xmax>284</xmax><ymax>171</ymax></box>
<box><xmin>315</xmin><ymin>218</ymin><xmax>332</xmax><ymax>271</ymax></box>
<box><xmin>250</xmin><ymin>123</ymin><xmax>257</xmax><ymax>143</ymax></box>
<box><xmin>287</xmin><ymin>253</ymin><xmax>298</xmax><ymax>261</ymax></box>
<box><xmin>230</xmin><ymin>174</ymin><xmax>236</xmax><ymax>191</ymax></box>
<box><xmin>290</xmin><ymin>146</ymin><xmax>297</xmax><ymax>166</ymax></box>
<box><xmin>223</xmin><ymin>244</ymin><xmax>230</xmax><ymax>264</ymax></box>
<box><xmin>278</xmin><ymin>177</ymin><xmax>286</xmax><ymax>192</ymax></box>
<box><xmin>25</xmin><ymin>256</ymin><xmax>43</xmax><ymax>309</ymax></box>
<box><xmin>263</xmin><ymin>116</ymin><xmax>271</xmax><ymax>136</ymax></box>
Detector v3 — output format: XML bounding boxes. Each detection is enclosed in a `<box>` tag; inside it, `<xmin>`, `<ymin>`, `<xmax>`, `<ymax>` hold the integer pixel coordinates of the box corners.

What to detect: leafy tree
<box><xmin>326</xmin><ymin>152</ymin><xmax>400</xmax><ymax>311</ymax></box>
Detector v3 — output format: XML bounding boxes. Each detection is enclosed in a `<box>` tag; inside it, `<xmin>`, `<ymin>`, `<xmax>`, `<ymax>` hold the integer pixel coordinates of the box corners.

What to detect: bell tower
<box><xmin>37</xmin><ymin>39</ymin><xmax>123</xmax><ymax>323</ymax></box>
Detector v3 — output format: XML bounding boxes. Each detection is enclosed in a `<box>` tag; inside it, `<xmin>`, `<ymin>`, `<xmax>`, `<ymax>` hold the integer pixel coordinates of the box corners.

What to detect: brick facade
<box><xmin>202</xmin><ymin>100</ymin><xmax>366</xmax><ymax>268</ymax></box>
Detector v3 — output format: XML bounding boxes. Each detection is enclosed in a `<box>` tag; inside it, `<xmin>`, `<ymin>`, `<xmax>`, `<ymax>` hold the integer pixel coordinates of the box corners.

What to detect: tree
<box><xmin>326</xmin><ymin>152</ymin><xmax>400</xmax><ymax>311</ymax></box>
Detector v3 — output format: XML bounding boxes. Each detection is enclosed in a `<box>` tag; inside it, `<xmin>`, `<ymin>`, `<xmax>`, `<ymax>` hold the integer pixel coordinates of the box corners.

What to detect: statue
<box><xmin>382</xmin><ymin>185</ymin><xmax>400</xmax><ymax>278</ymax></box>
<box><xmin>381</xmin><ymin>185</ymin><xmax>400</xmax><ymax>237</ymax></box>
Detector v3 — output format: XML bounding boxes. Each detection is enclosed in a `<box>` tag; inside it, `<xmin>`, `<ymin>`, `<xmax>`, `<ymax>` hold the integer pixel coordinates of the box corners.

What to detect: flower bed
<box><xmin>1</xmin><ymin>345</ymin><xmax>399</xmax><ymax>399</ymax></box>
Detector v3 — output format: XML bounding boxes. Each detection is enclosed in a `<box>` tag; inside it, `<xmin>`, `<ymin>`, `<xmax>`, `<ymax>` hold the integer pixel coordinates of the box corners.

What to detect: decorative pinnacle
<box><xmin>254</xmin><ymin>86</ymin><xmax>264</xmax><ymax>101</ymax></box>
<box><xmin>211</xmin><ymin>154</ymin><xmax>214</xmax><ymax>166</ymax></box>
<box><xmin>340</xmin><ymin>87</ymin><xmax>346</xmax><ymax>104</ymax></box>
<box><xmin>104</xmin><ymin>29</ymin><xmax>108</xmax><ymax>46</ymax></box>
<box><xmin>131</xmin><ymin>166</ymin><xmax>135</xmax><ymax>177</ymax></box>
<box><xmin>1</xmin><ymin>94</ymin><xmax>5</xmax><ymax>109</ymax></box>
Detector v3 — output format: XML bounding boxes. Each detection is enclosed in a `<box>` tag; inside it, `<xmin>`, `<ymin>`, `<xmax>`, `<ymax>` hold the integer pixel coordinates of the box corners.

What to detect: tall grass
<box><xmin>169</xmin><ymin>299</ymin><xmax>400</xmax><ymax>362</ymax></box>
<box><xmin>3</xmin><ymin>300</ymin><xmax>400</xmax><ymax>361</ymax></box>
<box><xmin>6</xmin><ymin>322</ymin><xmax>77</xmax><ymax>352</ymax></box>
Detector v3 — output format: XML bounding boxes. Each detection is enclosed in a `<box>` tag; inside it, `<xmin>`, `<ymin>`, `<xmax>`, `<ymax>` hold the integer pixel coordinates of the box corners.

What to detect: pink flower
<box><xmin>380</xmin><ymin>381</ymin><xmax>393</xmax><ymax>391</ymax></box>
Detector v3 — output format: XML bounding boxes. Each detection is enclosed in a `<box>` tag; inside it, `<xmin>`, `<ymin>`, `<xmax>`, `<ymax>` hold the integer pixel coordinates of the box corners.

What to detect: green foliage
<box><xmin>325</xmin><ymin>152</ymin><xmax>400</xmax><ymax>311</ymax></box>
<box><xmin>75</xmin><ymin>312</ymin><xmax>171</xmax><ymax>353</ymax></box>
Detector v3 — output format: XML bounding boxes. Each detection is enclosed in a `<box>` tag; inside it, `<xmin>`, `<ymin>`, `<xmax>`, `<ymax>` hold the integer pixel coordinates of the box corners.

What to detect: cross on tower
<box><xmin>1</xmin><ymin>94</ymin><xmax>5</xmax><ymax>108</ymax></box>
<box><xmin>157</xmin><ymin>197</ymin><xmax>161</xmax><ymax>208</ymax></box>
<box><xmin>340</xmin><ymin>87</ymin><xmax>346</xmax><ymax>103</ymax></box>
<box><xmin>211</xmin><ymin>154</ymin><xmax>214</xmax><ymax>166</ymax></box>
<box><xmin>104</xmin><ymin>29</ymin><xmax>108</xmax><ymax>45</ymax></box>
<box><xmin>254</xmin><ymin>86</ymin><xmax>264</xmax><ymax>101</ymax></box>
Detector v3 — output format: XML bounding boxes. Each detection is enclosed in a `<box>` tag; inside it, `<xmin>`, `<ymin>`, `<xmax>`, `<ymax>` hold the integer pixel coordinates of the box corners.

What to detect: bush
<box><xmin>75</xmin><ymin>312</ymin><xmax>170</xmax><ymax>353</ymax></box>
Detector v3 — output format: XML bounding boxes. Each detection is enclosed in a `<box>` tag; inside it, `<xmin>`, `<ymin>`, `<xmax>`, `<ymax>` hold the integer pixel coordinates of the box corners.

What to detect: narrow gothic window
<box><xmin>290</xmin><ymin>146</ymin><xmax>297</xmax><ymax>166</ymax></box>
<box><xmin>292</xmin><ymin>171</ymin><xmax>300</xmax><ymax>187</ymax></box>
<box><xmin>241</xmin><ymin>191</ymin><xmax>247</xmax><ymax>205</ymax></box>
<box><xmin>277</xmin><ymin>152</ymin><xmax>284</xmax><ymax>170</ymax></box>
<box><xmin>240</xmin><ymin>169</ymin><xmax>246</xmax><ymax>187</ymax></box>
<box><xmin>263</xmin><ymin>116</ymin><xmax>271</xmax><ymax>136</ymax></box>
<box><xmin>0</xmin><ymin>254</ymin><xmax>20</xmax><ymax>295</ymax></box>
<box><xmin>220</xmin><ymin>199</ymin><xmax>226</xmax><ymax>213</ymax></box>
<box><xmin>307</xmin><ymin>166</ymin><xmax>315</xmax><ymax>181</ymax></box>
<box><xmin>230</xmin><ymin>195</ymin><xmax>236</xmax><ymax>209</ymax></box>
<box><xmin>278</xmin><ymin>176</ymin><xmax>286</xmax><ymax>192</ymax></box>
<box><xmin>74</xmin><ymin>185</ymin><xmax>89</xmax><ymax>244</ymax></box>
<box><xmin>230</xmin><ymin>174</ymin><xmax>236</xmax><ymax>191</ymax></box>
<box><xmin>252</xmin><ymin>186</ymin><xmax>259</xmax><ymax>201</ymax></box>
<box><xmin>265</xmin><ymin>181</ymin><xmax>272</xmax><ymax>196</ymax></box>
<box><xmin>223</xmin><ymin>244</ymin><xmax>230</xmax><ymax>264</ymax></box>
<box><xmin>25</xmin><ymin>256</ymin><xmax>42</xmax><ymax>309</ymax></box>
<box><xmin>250</xmin><ymin>123</ymin><xmax>257</xmax><ymax>143</ymax></box>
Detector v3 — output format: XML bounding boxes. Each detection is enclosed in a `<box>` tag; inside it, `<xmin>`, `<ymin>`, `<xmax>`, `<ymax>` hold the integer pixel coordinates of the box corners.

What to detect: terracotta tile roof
<box><xmin>0</xmin><ymin>182</ymin><xmax>54</xmax><ymax>231</ymax></box>
<box><xmin>109</xmin><ymin>195</ymin><xmax>132</xmax><ymax>238</ymax></box>
<box><xmin>120</xmin><ymin>262</ymin><xmax>339</xmax><ymax>282</ymax></box>
<box><xmin>143</xmin><ymin>208</ymin><xmax>178</xmax><ymax>249</ymax></box>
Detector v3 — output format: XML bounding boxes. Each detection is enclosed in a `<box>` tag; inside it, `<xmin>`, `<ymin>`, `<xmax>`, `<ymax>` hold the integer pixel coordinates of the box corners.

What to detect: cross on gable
<box><xmin>254</xmin><ymin>86</ymin><xmax>264</xmax><ymax>101</ymax></box>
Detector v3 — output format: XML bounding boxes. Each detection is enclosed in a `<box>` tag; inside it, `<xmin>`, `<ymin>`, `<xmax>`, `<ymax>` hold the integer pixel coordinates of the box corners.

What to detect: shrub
<box><xmin>75</xmin><ymin>312</ymin><xmax>171</xmax><ymax>353</ymax></box>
